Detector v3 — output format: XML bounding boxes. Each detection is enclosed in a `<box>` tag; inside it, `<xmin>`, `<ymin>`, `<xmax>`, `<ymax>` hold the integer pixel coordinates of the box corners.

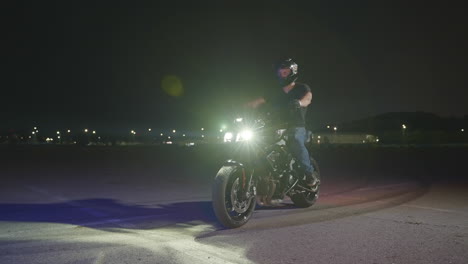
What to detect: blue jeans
<box><xmin>287</xmin><ymin>127</ymin><xmax>314</xmax><ymax>175</ymax></box>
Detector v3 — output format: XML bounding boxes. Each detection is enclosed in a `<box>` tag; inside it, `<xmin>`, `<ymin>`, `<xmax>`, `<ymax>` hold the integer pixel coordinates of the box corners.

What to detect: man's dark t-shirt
<box><xmin>265</xmin><ymin>82</ymin><xmax>311</xmax><ymax>128</ymax></box>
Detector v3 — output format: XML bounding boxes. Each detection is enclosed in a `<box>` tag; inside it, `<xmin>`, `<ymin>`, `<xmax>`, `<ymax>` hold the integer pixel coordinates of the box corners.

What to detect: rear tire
<box><xmin>290</xmin><ymin>157</ymin><xmax>320</xmax><ymax>208</ymax></box>
<box><xmin>212</xmin><ymin>165</ymin><xmax>256</xmax><ymax>228</ymax></box>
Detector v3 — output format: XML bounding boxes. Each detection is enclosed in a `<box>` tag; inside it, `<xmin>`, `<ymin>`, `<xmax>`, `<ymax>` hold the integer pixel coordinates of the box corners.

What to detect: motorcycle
<box><xmin>212</xmin><ymin>116</ymin><xmax>320</xmax><ymax>228</ymax></box>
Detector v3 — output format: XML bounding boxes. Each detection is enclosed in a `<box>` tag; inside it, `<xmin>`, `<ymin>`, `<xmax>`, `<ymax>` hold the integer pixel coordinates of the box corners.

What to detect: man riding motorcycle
<box><xmin>212</xmin><ymin>58</ymin><xmax>321</xmax><ymax>225</ymax></box>
<box><xmin>248</xmin><ymin>58</ymin><xmax>319</xmax><ymax>189</ymax></box>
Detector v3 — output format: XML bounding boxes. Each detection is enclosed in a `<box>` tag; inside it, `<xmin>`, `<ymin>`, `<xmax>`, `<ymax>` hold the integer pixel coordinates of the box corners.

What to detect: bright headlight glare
<box><xmin>237</xmin><ymin>129</ymin><xmax>253</xmax><ymax>141</ymax></box>
<box><xmin>224</xmin><ymin>132</ymin><xmax>234</xmax><ymax>142</ymax></box>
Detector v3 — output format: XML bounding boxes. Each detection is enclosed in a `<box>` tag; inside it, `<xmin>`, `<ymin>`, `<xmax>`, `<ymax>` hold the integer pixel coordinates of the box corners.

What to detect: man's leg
<box><xmin>288</xmin><ymin>127</ymin><xmax>315</xmax><ymax>176</ymax></box>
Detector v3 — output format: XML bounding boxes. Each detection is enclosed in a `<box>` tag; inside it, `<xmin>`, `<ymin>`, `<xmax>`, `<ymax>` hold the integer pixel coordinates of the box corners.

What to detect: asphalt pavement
<box><xmin>0</xmin><ymin>145</ymin><xmax>467</xmax><ymax>263</ymax></box>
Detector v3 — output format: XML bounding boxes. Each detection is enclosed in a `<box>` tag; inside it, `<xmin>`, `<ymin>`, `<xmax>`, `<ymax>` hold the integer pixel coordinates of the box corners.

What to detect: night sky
<box><xmin>3</xmin><ymin>1</ymin><xmax>468</xmax><ymax>133</ymax></box>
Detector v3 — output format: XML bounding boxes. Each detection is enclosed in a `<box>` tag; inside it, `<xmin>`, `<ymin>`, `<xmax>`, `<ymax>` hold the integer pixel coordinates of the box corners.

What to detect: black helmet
<box><xmin>274</xmin><ymin>58</ymin><xmax>298</xmax><ymax>84</ymax></box>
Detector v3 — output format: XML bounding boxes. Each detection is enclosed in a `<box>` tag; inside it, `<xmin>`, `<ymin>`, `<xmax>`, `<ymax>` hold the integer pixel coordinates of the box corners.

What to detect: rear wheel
<box><xmin>212</xmin><ymin>165</ymin><xmax>256</xmax><ymax>228</ymax></box>
<box><xmin>290</xmin><ymin>157</ymin><xmax>320</xmax><ymax>208</ymax></box>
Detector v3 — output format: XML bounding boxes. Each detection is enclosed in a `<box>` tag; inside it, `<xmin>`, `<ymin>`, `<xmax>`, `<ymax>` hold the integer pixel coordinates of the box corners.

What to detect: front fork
<box><xmin>242</xmin><ymin>168</ymin><xmax>256</xmax><ymax>200</ymax></box>
<box><xmin>224</xmin><ymin>160</ymin><xmax>256</xmax><ymax>200</ymax></box>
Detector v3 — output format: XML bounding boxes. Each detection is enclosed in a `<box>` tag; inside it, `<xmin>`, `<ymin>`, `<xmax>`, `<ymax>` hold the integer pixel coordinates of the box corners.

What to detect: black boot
<box><xmin>305</xmin><ymin>171</ymin><xmax>320</xmax><ymax>187</ymax></box>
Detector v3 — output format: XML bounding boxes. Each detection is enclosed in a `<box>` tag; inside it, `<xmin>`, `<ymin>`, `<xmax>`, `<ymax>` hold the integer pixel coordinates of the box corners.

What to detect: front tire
<box><xmin>290</xmin><ymin>157</ymin><xmax>321</xmax><ymax>208</ymax></box>
<box><xmin>212</xmin><ymin>165</ymin><xmax>256</xmax><ymax>228</ymax></box>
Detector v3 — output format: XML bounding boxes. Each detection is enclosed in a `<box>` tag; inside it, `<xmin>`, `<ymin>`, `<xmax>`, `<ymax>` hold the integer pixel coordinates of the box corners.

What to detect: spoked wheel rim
<box><xmin>230</xmin><ymin>178</ymin><xmax>251</xmax><ymax>214</ymax></box>
<box><xmin>225</xmin><ymin>174</ymin><xmax>254</xmax><ymax>221</ymax></box>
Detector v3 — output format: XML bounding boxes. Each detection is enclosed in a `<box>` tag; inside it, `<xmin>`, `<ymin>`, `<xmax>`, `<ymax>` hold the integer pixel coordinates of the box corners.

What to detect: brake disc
<box><xmin>230</xmin><ymin>178</ymin><xmax>251</xmax><ymax>214</ymax></box>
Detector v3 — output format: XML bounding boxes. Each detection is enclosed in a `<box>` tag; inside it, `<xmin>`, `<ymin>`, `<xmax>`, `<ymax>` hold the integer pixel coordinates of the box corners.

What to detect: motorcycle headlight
<box><xmin>236</xmin><ymin>129</ymin><xmax>253</xmax><ymax>142</ymax></box>
<box><xmin>224</xmin><ymin>132</ymin><xmax>234</xmax><ymax>142</ymax></box>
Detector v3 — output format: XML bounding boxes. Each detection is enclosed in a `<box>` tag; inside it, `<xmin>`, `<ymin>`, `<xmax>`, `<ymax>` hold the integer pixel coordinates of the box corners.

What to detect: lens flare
<box><xmin>162</xmin><ymin>75</ymin><xmax>184</xmax><ymax>97</ymax></box>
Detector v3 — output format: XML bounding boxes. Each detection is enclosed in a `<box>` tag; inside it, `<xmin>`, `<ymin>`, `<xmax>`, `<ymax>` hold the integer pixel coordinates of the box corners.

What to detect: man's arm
<box><xmin>287</xmin><ymin>83</ymin><xmax>312</xmax><ymax>109</ymax></box>
<box><xmin>299</xmin><ymin>91</ymin><xmax>312</xmax><ymax>107</ymax></box>
<box><xmin>245</xmin><ymin>97</ymin><xmax>266</xmax><ymax>108</ymax></box>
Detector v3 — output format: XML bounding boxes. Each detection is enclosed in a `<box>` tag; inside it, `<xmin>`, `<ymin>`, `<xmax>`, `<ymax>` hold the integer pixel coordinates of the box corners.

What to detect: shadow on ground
<box><xmin>0</xmin><ymin>199</ymin><xmax>222</xmax><ymax>230</ymax></box>
<box><xmin>0</xmin><ymin>180</ymin><xmax>429</xmax><ymax>234</ymax></box>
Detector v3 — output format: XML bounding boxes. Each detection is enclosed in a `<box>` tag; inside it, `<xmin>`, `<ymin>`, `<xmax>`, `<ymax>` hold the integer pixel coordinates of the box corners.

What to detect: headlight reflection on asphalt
<box><xmin>2</xmin><ymin>221</ymin><xmax>251</xmax><ymax>263</ymax></box>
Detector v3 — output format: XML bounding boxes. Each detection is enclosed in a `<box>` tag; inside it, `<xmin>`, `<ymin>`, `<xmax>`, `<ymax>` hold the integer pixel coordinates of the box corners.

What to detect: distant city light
<box><xmin>173</xmin><ymin>130</ymin><xmax>176</xmax><ymax>133</ymax></box>
<box><xmin>327</xmin><ymin>125</ymin><xmax>330</xmax><ymax>129</ymax></box>
<box><xmin>58</xmin><ymin>136</ymin><xmax>61</xmax><ymax>139</ymax></box>
<box><xmin>34</xmin><ymin>127</ymin><xmax>37</xmax><ymax>130</ymax></box>
<box><xmin>235</xmin><ymin>118</ymin><xmax>243</xmax><ymax>122</ymax></box>
<box><xmin>462</xmin><ymin>129</ymin><xmax>465</xmax><ymax>132</ymax></box>
<box><xmin>402</xmin><ymin>124</ymin><xmax>407</xmax><ymax>129</ymax></box>
<box><xmin>168</xmin><ymin>136</ymin><xmax>171</xmax><ymax>139</ymax></box>
<box><xmin>160</xmin><ymin>133</ymin><xmax>163</xmax><ymax>136</ymax></box>
<box><xmin>92</xmin><ymin>131</ymin><xmax>96</xmax><ymax>134</ymax></box>
<box><xmin>219</xmin><ymin>129</ymin><xmax>223</xmax><ymax>133</ymax></box>
<box><xmin>333</xmin><ymin>127</ymin><xmax>337</xmax><ymax>131</ymax></box>
<box><xmin>131</xmin><ymin>130</ymin><xmax>136</xmax><ymax>135</ymax></box>
<box><xmin>67</xmin><ymin>130</ymin><xmax>71</xmax><ymax>133</ymax></box>
<box><xmin>148</xmin><ymin>128</ymin><xmax>152</xmax><ymax>132</ymax></box>
<box><xmin>84</xmin><ymin>129</ymin><xmax>88</xmax><ymax>133</ymax></box>
<box><xmin>32</xmin><ymin>131</ymin><xmax>35</xmax><ymax>135</ymax></box>
<box><xmin>183</xmin><ymin>134</ymin><xmax>186</xmax><ymax>137</ymax></box>
<box><xmin>318</xmin><ymin>135</ymin><xmax>321</xmax><ymax>139</ymax></box>
<box><xmin>56</xmin><ymin>131</ymin><xmax>60</xmax><ymax>135</ymax></box>
<box><xmin>317</xmin><ymin>140</ymin><xmax>321</xmax><ymax>144</ymax></box>
<box><xmin>376</xmin><ymin>138</ymin><xmax>380</xmax><ymax>142</ymax></box>
<box><xmin>201</xmin><ymin>135</ymin><xmax>205</xmax><ymax>138</ymax></box>
<box><xmin>201</xmin><ymin>128</ymin><xmax>204</xmax><ymax>131</ymax></box>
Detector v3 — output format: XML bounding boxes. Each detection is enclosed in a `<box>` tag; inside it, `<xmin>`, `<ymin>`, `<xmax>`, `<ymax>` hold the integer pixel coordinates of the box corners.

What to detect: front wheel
<box><xmin>212</xmin><ymin>165</ymin><xmax>256</xmax><ymax>228</ymax></box>
<box><xmin>290</xmin><ymin>157</ymin><xmax>321</xmax><ymax>208</ymax></box>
